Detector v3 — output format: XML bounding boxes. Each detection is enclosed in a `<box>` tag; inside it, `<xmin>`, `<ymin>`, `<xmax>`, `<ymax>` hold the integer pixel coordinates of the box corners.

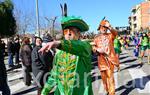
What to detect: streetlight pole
<box><xmin>35</xmin><ymin>0</ymin><xmax>40</xmax><ymax>37</ymax></box>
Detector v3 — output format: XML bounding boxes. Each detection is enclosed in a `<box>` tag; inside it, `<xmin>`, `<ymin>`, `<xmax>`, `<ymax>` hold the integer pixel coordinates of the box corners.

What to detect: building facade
<box><xmin>129</xmin><ymin>0</ymin><xmax>150</xmax><ymax>34</ymax></box>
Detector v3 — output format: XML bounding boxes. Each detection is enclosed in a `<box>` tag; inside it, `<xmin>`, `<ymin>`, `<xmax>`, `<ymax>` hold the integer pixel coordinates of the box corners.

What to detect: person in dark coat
<box><xmin>20</xmin><ymin>37</ymin><xmax>32</xmax><ymax>86</ymax></box>
<box><xmin>7</xmin><ymin>37</ymin><xmax>14</xmax><ymax>67</ymax></box>
<box><xmin>0</xmin><ymin>40</ymin><xmax>6</xmax><ymax>56</ymax></box>
<box><xmin>14</xmin><ymin>37</ymin><xmax>21</xmax><ymax>65</ymax></box>
<box><xmin>0</xmin><ymin>39</ymin><xmax>11</xmax><ymax>95</ymax></box>
<box><xmin>31</xmin><ymin>37</ymin><xmax>53</xmax><ymax>95</ymax></box>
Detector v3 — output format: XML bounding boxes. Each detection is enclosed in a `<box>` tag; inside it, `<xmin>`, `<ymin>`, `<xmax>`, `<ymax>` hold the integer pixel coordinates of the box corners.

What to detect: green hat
<box><xmin>61</xmin><ymin>16</ymin><xmax>89</xmax><ymax>32</ymax></box>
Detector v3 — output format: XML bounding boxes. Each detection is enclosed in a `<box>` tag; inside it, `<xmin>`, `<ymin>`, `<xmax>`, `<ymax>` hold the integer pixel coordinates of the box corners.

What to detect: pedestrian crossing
<box><xmin>7</xmin><ymin>69</ymin><xmax>37</xmax><ymax>95</ymax></box>
<box><xmin>7</xmin><ymin>48</ymin><xmax>150</xmax><ymax>95</ymax></box>
<box><xmin>128</xmin><ymin>68</ymin><xmax>150</xmax><ymax>93</ymax></box>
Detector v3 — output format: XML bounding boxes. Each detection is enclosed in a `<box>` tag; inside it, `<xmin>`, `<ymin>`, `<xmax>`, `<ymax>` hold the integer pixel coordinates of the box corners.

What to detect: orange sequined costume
<box><xmin>94</xmin><ymin>29</ymin><xmax>119</xmax><ymax>95</ymax></box>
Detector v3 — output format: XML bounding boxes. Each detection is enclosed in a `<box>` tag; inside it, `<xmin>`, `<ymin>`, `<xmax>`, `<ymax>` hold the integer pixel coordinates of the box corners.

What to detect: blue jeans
<box><xmin>8</xmin><ymin>53</ymin><xmax>14</xmax><ymax>66</ymax></box>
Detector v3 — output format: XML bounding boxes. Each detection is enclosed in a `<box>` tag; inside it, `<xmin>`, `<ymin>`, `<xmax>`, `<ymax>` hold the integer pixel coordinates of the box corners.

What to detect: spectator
<box><xmin>14</xmin><ymin>37</ymin><xmax>21</xmax><ymax>65</ymax></box>
<box><xmin>7</xmin><ymin>37</ymin><xmax>14</xmax><ymax>68</ymax></box>
<box><xmin>32</xmin><ymin>37</ymin><xmax>53</xmax><ymax>95</ymax></box>
<box><xmin>0</xmin><ymin>39</ymin><xmax>11</xmax><ymax>95</ymax></box>
<box><xmin>20</xmin><ymin>37</ymin><xmax>32</xmax><ymax>86</ymax></box>
<box><xmin>0</xmin><ymin>40</ymin><xmax>6</xmax><ymax>56</ymax></box>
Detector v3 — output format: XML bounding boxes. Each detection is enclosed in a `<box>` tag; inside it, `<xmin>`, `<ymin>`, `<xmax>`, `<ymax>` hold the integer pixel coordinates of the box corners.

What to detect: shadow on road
<box><xmin>12</xmin><ymin>86</ymin><xmax>37</xmax><ymax>95</ymax></box>
<box><xmin>12</xmin><ymin>86</ymin><xmax>54</xmax><ymax>95</ymax></box>
<box><xmin>7</xmin><ymin>64</ymin><xmax>22</xmax><ymax>72</ymax></box>
<box><xmin>119</xmin><ymin>56</ymin><xmax>129</xmax><ymax>60</ymax></box>
<box><xmin>120</xmin><ymin>53</ymin><xmax>128</xmax><ymax>55</ymax></box>
<box><xmin>120</xmin><ymin>59</ymin><xmax>137</xmax><ymax>64</ymax></box>
<box><xmin>8</xmin><ymin>77</ymin><xmax>23</xmax><ymax>82</ymax></box>
<box><xmin>91</xmin><ymin>72</ymin><xmax>101</xmax><ymax>82</ymax></box>
<box><xmin>116</xmin><ymin>75</ymin><xmax>150</xmax><ymax>95</ymax></box>
<box><xmin>120</xmin><ymin>64</ymin><xmax>142</xmax><ymax>72</ymax></box>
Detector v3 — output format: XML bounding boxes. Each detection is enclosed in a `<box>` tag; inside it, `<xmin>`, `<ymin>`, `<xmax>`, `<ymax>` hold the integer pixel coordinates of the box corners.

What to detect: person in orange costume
<box><xmin>93</xmin><ymin>18</ymin><xmax>120</xmax><ymax>95</ymax></box>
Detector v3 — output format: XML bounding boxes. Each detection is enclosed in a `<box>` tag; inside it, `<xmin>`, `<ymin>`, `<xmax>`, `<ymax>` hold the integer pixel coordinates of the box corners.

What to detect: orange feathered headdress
<box><xmin>97</xmin><ymin>17</ymin><xmax>108</xmax><ymax>30</ymax></box>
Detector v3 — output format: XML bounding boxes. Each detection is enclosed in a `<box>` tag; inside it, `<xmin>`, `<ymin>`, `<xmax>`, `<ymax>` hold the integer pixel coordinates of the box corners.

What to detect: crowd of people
<box><xmin>0</xmin><ymin>34</ymin><xmax>55</xmax><ymax>95</ymax></box>
<box><xmin>113</xmin><ymin>31</ymin><xmax>150</xmax><ymax>64</ymax></box>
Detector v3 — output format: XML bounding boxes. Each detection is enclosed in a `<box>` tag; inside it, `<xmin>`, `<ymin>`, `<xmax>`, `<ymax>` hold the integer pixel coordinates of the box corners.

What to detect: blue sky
<box><xmin>12</xmin><ymin>0</ymin><xmax>144</xmax><ymax>32</ymax></box>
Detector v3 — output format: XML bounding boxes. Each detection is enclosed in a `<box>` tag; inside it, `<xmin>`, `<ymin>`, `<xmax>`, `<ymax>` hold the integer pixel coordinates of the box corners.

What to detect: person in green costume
<box><xmin>114</xmin><ymin>36</ymin><xmax>122</xmax><ymax>58</ymax></box>
<box><xmin>114</xmin><ymin>36</ymin><xmax>121</xmax><ymax>72</ymax></box>
<box><xmin>39</xmin><ymin>14</ymin><xmax>94</xmax><ymax>95</ymax></box>
<box><xmin>139</xmin><ymin>33</ymin><xmax>149</xmax><ymax>64</ymax></box>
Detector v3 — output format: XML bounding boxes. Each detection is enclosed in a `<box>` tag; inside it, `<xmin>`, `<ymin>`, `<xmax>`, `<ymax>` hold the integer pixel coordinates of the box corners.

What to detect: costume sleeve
<box><xmin>60</xmin><ymin>40</ymin><xmax>91</xmax><ymax>57</ymax></box>
<box><xmin>110</xmin><ymin>29</ymin><xmax>118</xmax><ymax>40</ymax></box>
<box><xmin>41</xmin><ymin>56</ymin><xmax>58</xmax><ymax>95</ymax></box>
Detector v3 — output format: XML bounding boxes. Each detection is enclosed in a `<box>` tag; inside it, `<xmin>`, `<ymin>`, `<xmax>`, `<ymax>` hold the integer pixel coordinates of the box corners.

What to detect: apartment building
<box><xmin>129</xmin><ymin>0</ymin><xmax>150</xmax><ymax>34</ymax></box>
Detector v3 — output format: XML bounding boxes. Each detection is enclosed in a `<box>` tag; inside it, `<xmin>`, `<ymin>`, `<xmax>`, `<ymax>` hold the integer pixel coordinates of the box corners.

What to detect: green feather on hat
<box><xmin>61</xmin><ymin>16</ymin><xmax>89</xmax><ymax>32</ymax></box>
<box><xmin>60</xmin><ymin>3</ymin><xmax>89</xmax><ymax>32</ymax></box>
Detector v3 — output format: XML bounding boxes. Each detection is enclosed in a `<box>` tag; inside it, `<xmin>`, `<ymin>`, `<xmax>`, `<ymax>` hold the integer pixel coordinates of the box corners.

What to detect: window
<box><xmin>134</xmin><ymin>24</ymin><xmax>137</xmax><ymax>28</ymax></box>
<box><xmin>133</xmin><ymin>16</ymin><xmax>136</xmax><ymax>21</ymax></box>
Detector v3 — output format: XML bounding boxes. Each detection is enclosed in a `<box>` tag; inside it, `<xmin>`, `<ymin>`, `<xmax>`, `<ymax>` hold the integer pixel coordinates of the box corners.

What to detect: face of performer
<box><xmin>63</xmin><ymin>27</ymin><xmax>80</xmax><ymax>40</ymax></box>
<box><xmin>98</xmin><ymin>20</ymin><xmax>110</xmax><ymax>34</ymax></box>
<box><xmin>99</xmin><ymin>26</ymin><xmax>108</xmax><ymax>34</ymax></box>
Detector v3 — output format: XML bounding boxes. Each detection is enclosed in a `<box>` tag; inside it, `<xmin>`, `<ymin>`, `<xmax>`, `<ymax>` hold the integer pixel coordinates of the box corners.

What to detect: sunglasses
<box><xmin>63</xmin><ymin>29</ymin><xmax>76</xmax><ymax>35</ymax></box>
<box><xmin>100</xmin><ymin>25</ymin><xmax>109</xmax><ymax>29</ymax></box>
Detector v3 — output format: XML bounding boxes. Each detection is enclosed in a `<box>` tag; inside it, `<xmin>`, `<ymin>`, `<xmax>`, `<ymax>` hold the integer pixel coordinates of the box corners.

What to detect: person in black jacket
<box><xmin>0</xmin><ymin>39</ymin><xmax>11</xmax><ymax>95</ymax></box>
<box><xmin>14</xmin><ymin>37</ymin><xmax>20</xmax><ymax>65</ymax></box>
<box><xmin>0</xmin><ymin>40</ymin><xmax>6</xmax><ymax>56</ymax></box>
<box><xmin>31</xmin><ymin>37</ymin><xmax>53</xmax><ymax>95</ymax></box>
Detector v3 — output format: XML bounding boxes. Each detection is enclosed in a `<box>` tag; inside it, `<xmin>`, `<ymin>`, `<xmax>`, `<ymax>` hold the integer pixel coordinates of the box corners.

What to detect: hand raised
<box><xmin>38</xmin><ymin>42</ymin><xmax>54</xmax><ymax>54</ymax></box>
<box><xmin>104</xmin><ymin>21</ymin><xmax>111</xmax><ymax>28</ymax></box>
<box><xmin>38</xmin><ymin>41</ymin><xmax>61</xmax><ymax>54</ymax></box>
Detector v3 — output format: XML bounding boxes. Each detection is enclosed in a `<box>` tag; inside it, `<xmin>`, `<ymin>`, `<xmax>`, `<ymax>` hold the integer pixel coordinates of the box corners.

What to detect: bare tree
<box><xmin>14</xmin><ymin>8</ymin><xmax>61</xmax><ymax>36</ymax></box>
<box><xmin>44</xmin><ymin>16</ymin><xmax>61</xmax><ymax>37</ymax></box>
<box><xmin>14</xmin><ymin>8</ymin><xmax>36</xmax><ymax>34</ymax></box>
